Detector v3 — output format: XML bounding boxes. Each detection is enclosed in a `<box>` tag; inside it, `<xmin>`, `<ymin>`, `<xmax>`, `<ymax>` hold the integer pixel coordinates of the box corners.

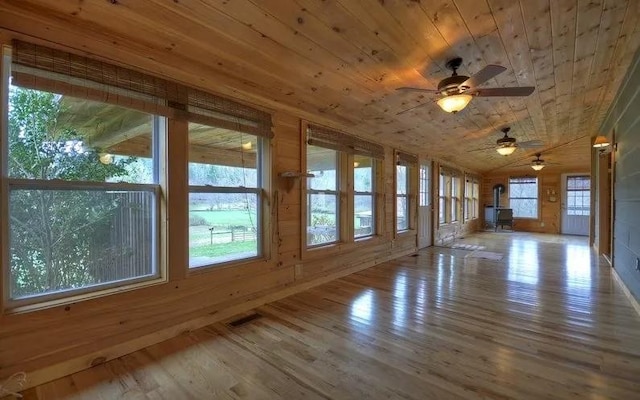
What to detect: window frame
<box><xmin>353</xmin><ymin>156</ymin><xmax>376</xmax><ymax>240</ymax></box>
<box><xmin>306</xmin><ymin>144</ymin><xmax>341</xmax><ymax>249</ymax></box>
<box><xmin>450</xmin><ymin>175</ymin><xmax>460</xmax><ymax>223</ymax></box>
<box><xmin>187</xmin><ymin>136</ymin><xmax>266</xmax><ymax>270</ymax></box>
<box><xmin>395</xmin><ymin>163</ymin><xmax>410</xmax><ymax>233</ymax></box>
<box><xmin>2</xmin><ymin>59</ymin><xmax>165</xmax><ymax>307</ymax></box>
<box><xmin>508</xmin><ymin>176</ymin><xmax>540</xmax><ymax>219</ymax></box>
<box><xmin>464</xmin><ymin>177</ymin><xmax>480</xmax><ymax>221</ymax></box>
<box><xmin>439</xmin><ymin>172</ymin><xmax>447</xmax><ymax>225</ymax></box>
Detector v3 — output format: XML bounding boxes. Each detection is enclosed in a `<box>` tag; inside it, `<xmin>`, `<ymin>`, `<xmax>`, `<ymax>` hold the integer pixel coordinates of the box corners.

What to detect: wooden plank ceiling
<box><xmin>1</xmin><ymin>0</ymin><xmax>639</xmax><ymax>173</ymax></box>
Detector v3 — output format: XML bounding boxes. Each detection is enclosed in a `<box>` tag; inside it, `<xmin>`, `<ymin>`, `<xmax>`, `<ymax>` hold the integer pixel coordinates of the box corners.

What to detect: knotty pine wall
<box><xmin>480</xmin><ymin>171</ymin><xmax>585</xmax><ymax>234</ymax></box>
<box><xmin>0</xmin><ymin>32</ymin><xmax>465</xmax><ymax>388</ymax></box>
<box><xmin>599</xmin><ymin>46</ymin><xmax>640</xmax><ymax>303</ymax></box>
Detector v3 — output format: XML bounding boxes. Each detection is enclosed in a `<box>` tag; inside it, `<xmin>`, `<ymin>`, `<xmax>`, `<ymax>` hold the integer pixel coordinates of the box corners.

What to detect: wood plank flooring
<box><xmin>19</xmin><ymin>233</ymin><xmax>640</xmax><ymax>399</ymax></box>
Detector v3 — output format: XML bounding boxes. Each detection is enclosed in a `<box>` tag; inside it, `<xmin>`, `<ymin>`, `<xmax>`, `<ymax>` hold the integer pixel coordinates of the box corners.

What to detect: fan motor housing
<box><xmin>438</xmin><ymin>75</ymin><xmax>469</xmax><ymax>93</ymax></box>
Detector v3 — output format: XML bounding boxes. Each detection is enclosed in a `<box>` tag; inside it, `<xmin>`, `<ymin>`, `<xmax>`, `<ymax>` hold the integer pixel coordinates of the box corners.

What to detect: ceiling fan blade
<box><xmin>459</xmin><ymin>65</ymin><xmax>506</xmax><ymax>90</ymax></box>
<box><xmin>396</xmin><ymin>101</ymin><xmax>431</xmax><ymax>115</ymax></box>
<box><xmin>519</xmin><ymin>140</ymin><xmax>544</xmax><ymax>148</ymax></box>
<box><xmin>396</xmin><ymin>87</ymin><xmax>439</xmax><ymax>93</ymax></box>
<box><xmin>471</xmin><ymin>87</ymin><xmax>536</xmax><ymax>97</ymax></box>
<box><xmin>468</xmin><ymin>146</ymin><xmax>496</xmax><ymax>152</ymax></box>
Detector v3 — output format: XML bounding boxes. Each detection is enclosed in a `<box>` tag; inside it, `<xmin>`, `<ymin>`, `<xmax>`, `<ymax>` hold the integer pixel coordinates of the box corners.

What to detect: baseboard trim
<box><xmin>19</xmin><ymin>247</ymin><xmax>417</xmax><ymax>391</ymax></box>
<box><xmin>611</xmin><ymin>267</ymin><xmax>640</xmax><ymax>317</ymax></box>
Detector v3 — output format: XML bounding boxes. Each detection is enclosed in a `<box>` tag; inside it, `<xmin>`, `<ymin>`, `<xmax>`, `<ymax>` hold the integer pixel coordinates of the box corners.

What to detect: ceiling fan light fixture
<box><xmin>592</xmin><ymin>135</ymin><xmax>610</xmax><ymax>148</ymax></box>
<box><xmin>531</xmin><ymin>164</ymin><xmax>545</xmax><ymax>171</ymax></box>
<box><xmin>436</xmin><ymin>94</ymin><xmax>473</xmax><ymax>113</ymax></box>
<box><xmin>496</xmin><ymin>145</ymin><xmax>517</xmax><ymax>156</ymax></box>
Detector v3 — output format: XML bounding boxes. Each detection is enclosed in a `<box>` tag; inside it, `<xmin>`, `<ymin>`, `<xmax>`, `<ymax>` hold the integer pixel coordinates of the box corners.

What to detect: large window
<box><xmin>439</xmin><ymin>168</ymin><xmax>462</xmax><ymax>224</ymax></box>
<box><xmin>188</xmin><ymin>126</ymin><xmax>264</xmax><ymax>268</ymax></box>
<box><xmin>396</xmin><ymin>164</ymin><xmax>409</xmax><ymax>231</ymax></box>
<box><xmin>509</xmin><ymin>177</ymin><xmax>539</xmax><ymax>218</ymax></box>
<box><xmin>451</xmin><ymin>176</ymin><xmax>460</xmax><ymax>222</ymax></box>
<box><xmin>307</xmin><ymin>145</ymin><xmax>339</xmax><ymax>246</ymax></box>
<box><xmin>396</xmin><ymin>151</ymin><xmax>416</xmax><ymax>232</ymax></box>
<box><xmin>354</xmin><ymin>156</ymin><xmax>374</xmax><ymax>238</ymax></box>
<box><xmin>465</xmin><ymin>177</ymin><xmax>480</xmax><ymax>221</ymax></box>
<box><xmin>305</xmin><ymin>124</ymin><xmax>383</xmax><ymax>246</ymax></box>
<box><xmin>6</xmin><ymin>55</ymin><xmax>161</xmax><ymax>303</ymax></box>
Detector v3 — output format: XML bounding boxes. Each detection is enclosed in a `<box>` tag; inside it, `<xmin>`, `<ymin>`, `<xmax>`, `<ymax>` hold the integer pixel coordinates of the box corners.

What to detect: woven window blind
<box><xmin>396</xmin><ymin>151</ymin><xmax>418</xmax><ymax>166</ymax></box>
<box><xmin>440</xmin><ymin>165</ymin><xmax>461</xmax><ymax>177</ymax></box>
<box><xmin>11</xmin><ymin>40</ymin><xmax>273</xmax><ymax>138</ymax></box>
<box><xmin>307</xmin><ymin>124</ymin><xmax>384</xmax><ymax>159</ymax></box>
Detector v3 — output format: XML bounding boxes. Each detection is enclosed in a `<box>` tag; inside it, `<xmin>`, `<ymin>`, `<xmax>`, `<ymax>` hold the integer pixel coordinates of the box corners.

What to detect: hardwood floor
<box><xmin>20</xmin><ymin>232</ymin><xmax>640</xmax><ymax>399</ymax></box>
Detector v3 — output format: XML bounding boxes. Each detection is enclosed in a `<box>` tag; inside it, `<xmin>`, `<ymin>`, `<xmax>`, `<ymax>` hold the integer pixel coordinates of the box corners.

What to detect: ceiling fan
<box><xmin>514</xmin><ymin>153</ymin><xmax>560</xmax><ymax>171</ymax></box>
<box><xmin>396</xmin><ymin>57</ymin><xmax>535</xmax><ymax>114</ymax></box>
<box><xmin>471</xmin><ymin>127</ymin><xmax>543</xmax><ymax>156</ymax></box>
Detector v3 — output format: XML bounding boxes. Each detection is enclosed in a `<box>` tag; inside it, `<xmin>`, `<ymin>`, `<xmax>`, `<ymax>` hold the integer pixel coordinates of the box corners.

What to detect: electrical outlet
<box><xmin>540</xmin><ymin>222</ymin><xmax>545</xmax><ymax>227</ymax></box>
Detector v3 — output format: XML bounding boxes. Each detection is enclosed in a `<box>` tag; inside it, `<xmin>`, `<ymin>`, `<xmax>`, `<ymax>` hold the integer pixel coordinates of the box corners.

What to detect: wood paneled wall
<box><xmin>481</xmin><ymin>171</ymin><xmax>585</xmax><ymax>234</ymax></box>
<box><xmin>599</xmin><ymin>46</ymin><xmax>640</xmax><ymax>304</ymax></box>
<box><xmin>0</xmin><ymin>31</ymin><xmax>464</xmax><ymax>389</ymax></box>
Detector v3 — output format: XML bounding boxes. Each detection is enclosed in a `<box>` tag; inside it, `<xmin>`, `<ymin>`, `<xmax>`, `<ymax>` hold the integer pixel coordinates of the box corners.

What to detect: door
<box><xmin>561</xmin><ymin>174</ymin><xmax>591</xmax><ymax>235</ymax></box>
<box><xmin>418</xmin><ymin>161</ymin><xmax>432</xmax><ymax>248</ymax></box>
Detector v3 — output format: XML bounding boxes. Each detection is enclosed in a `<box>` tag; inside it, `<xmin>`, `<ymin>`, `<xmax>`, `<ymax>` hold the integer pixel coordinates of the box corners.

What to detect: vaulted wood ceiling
<box><xmin>2</xmin><ymin>0</ymin><xmax>639</xmax><ymax>172</ymax></box>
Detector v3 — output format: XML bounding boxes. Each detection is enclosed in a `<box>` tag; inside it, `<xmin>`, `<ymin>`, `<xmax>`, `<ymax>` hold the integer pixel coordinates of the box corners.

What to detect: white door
<box><xmin>561</xmin><ymin>174</ymin><xmax>591</xmax><ymax>236</ymax></box>
<box><xmin>418</xmin><ymin>161</ymin><xmax>432</xmax><ymax>248</ymax></box>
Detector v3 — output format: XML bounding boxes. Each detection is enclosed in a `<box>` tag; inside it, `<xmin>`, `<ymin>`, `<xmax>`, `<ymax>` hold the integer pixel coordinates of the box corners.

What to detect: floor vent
<box><xmin>227</xmin><ymin>313</ymin><xmax>262</xmax><ymax>327</ymax></box>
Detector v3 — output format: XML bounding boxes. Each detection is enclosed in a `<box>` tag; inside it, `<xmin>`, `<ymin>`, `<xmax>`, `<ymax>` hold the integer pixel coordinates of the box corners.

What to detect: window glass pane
<box><xmin>9</xmin><ymin>189</ymin><xmax>156</xmax><ymax>299</ymax></box>
<box><xmin>188</xmin><ymin>123</ymin><xmax>258</xmax><ymax>188</ymax></box>
<box><xmin>307</xmin><ymin>146</ymin><xmax>337</xmax><ymax>191</ymax></box>
<box><xmin>187</xmin><ymin>123</ymin><xmax>263</xmax><ymax>267</ymax></box>
<box><xmin>396</xmin><ymin>165</ymin><xmax>407</xmax><ymax>194</ymax></box>
<box><xmin>8</xmin><ymin>85</ymin><xmax>155</xmax><ymax>184</ymax></box>
<box><xmin>354</xmin><ymin>156</ymin><xmax>373</xmax><ymax>192</ymax></box>
<box><xmin>397</xmin><ymin>196</ymin><xmax>408</xmax><ymax>231</ymax></box>
<box><xmin>510</xmin><ymin>199</ymin><xmax>538</xmax><ymax>218</ymax></box>
<box><xmin>188</xmin><ymin>192</ymin><xmax>259</xmax><ymax>268</ymax></box>
<box><xmin>419</xmin><ymin>163</ymin><xmax>430</xmax><ymax>207</ymax></box>
<box><xmin>355</xmin><ymin>194</ymin><xmax>373</xmax><ymax>238</ymax></box>
<box><xmin>308</xmin><ymin>193</ymin><xmax>338</xmax><ymax>245</ymax></box>
<box><xmin>439</xmin><ymin>197</ymin><xmax>446</xmax><ymax>224</ymax></box>
<box><xmin>509</xmin><ymin>177</ymin><xmax>538</xmax><ymax>218</ymax></box>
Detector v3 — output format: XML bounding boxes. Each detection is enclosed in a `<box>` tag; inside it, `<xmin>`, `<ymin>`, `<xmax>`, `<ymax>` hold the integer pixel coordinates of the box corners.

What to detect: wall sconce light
<box><xmin>592</xmin><ymin>135</ymin><xmax>610</xmax><ymax>149</ymax></box>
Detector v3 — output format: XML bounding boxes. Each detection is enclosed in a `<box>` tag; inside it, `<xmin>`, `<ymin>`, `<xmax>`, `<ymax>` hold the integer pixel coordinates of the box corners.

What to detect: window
<box><xmin>451</xmin><ymin>176</ymin><xmax>460</xmax><ymax>222</ymax></box>
<box><xmin>307</xmin><ymin>145</ymin><xmax>339</xmax><ymax>246</ymax></box>
<box><xmin>439</xmin><ymin>167</ymin><xmax>462</xmax><ymax>224</ymax></box>
<box><xmin>473</xmin><ymin>181</ymin><xmax>479</xmax><ymax>219</ymax></box>
<box><xmin>305</xmin><ymin>124</ymin><xmax>384</xmax><ymax>247</ymax></box>
<box><xmin>396</xmin><ymin>151</ymin><xmax>416</xmax><ymax>232</ymax></box>
<box><xmin>465</xmin><ymin>179</ymin><xmax>472</xmax><ymax>221</ymax></box>
<box><xmin>509</xmin><ymin>177</ymin><xmax>539</xmax><ymax>218</ymax></box>
<box><xmin>566</xmin><ymin>176</ymin><xmax>590</xmax><ymax>216</ymax></box>
<box><xmin>188</xmin><ymin>126</ymin><xmax>265</xmax><ymax>268</ymax></box>
<box><xmin>354</xmin><ymin>156</ymin><xmax>374</xmax><ymax>238</ymax></box>
<box><xmin>439</xmin><ymin>173</ymin><xmax>446</xmax><ymax>224</ymax></box>
<box><xmin>5</xmin><ymin>45</ymin><xmax>162</xmax><ymax>303</ymax></box>
<box><xmin>465</xmin><ymin>177</ymin><xmax>480</xmax><ymax>221</ymax></box>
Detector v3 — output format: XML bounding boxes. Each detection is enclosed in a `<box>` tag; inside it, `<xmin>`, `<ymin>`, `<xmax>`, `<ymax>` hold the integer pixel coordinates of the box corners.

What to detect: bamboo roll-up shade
<box><xmin>188</xmin><ymin>90</ymin><xmax>273</xmax><ymax>139</ymax></box>
<box><xmin>440</xmin><ymin>165</ymin><xmax>462</xmax><ymax>177</ymax></box>
<box><xmin>307</xmin><ymin>124</ymin><xmax>384</xmax><ymax>159</ymax></box>
<box><xmin>11</xmin><ymin>40</ymin><xmax>273</xmax><ymax>138</ymax></box>
<box><xmin>465</xmin><ymin>174</ymin><xmax>480</xmax><ymax>183</ymax></box>
<box><xmin>396</xmin><ymin>151</ymin><xmax>418</xmax><ymax>166</ymax></box>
